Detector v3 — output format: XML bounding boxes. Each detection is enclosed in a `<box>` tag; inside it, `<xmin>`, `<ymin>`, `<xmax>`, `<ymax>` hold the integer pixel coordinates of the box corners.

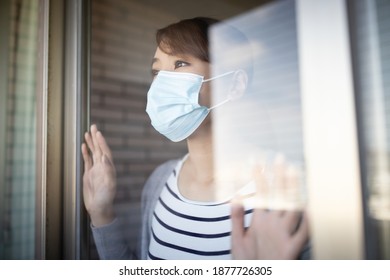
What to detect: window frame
<box><xmin>297</xmin><ymin>0</ymin><xmax>365</xmax><ymax>259</ymax></box>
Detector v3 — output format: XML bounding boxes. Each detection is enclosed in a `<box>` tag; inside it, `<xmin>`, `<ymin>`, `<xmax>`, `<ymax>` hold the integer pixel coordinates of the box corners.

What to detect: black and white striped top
<box><xmin>148</xmin><ymin>157</ymin><xmax>256</xmax><ymax>260</ymax></box>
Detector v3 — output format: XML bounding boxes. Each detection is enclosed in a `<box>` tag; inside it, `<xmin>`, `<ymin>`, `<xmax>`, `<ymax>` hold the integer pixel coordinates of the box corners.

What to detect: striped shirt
<box><xmin>148</xmin><ymin>157</ymin><xmax>256</xmax><ymax>260</ymax></box>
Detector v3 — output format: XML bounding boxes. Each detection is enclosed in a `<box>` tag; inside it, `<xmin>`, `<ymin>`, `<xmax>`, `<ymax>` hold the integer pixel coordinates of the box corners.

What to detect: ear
<box><xmin>229</xmin><ymin>70</ymin><xmax>248</xmax><ymax>100</ymax></box>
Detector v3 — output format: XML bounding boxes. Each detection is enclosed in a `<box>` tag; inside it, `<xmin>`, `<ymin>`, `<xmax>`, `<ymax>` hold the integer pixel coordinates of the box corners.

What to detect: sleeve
<box><xmin>91</xmin><ymin>217</ymin><xmax>137</xmax><ymax>260</ymax></box>
<box><xmin>91</xmin><ymin>158</ymin><xmax>180</xmax><ymax>260</ymax></box>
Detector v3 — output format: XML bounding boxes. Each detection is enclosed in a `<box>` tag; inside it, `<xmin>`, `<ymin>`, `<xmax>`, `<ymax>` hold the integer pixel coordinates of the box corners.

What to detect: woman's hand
<box><xmin>231</xmin><ymin>155</ymin><xmax>309</xmax><ymax>259</ymax></box>
<box><xmin>231</xmin><ymin>205</ymin><xmax>308</xmax><ymax>259</ymax></box>
<box><xmin>81</xmin><ymin>124</ymin><xmax>117</xmax><ymax>227</ymax></box>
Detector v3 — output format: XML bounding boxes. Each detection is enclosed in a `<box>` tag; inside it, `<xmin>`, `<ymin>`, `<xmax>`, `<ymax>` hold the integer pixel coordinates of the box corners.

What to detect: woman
<box><xmin>82</xmin><ymin>17</ymin><xmax>309</xmax><ymax>260</ymax></box>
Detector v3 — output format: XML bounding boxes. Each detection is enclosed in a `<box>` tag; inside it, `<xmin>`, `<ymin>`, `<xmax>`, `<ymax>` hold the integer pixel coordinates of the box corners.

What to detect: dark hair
<box><xmin>156</xmin><ymin>17</ymin><xmax>219</xmax><ymax>62</ymax></box>
<box><xmin>157</xmin><ymin>17</ymin><xmax>253</xmax><ymax>84</ymax></box>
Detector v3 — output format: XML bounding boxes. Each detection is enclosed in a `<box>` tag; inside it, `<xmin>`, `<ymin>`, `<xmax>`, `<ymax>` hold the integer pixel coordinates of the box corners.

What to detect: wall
<box><xmin>90</xmin><ymin>0</ymin><xmax>184</xmax><ymax>258</ymax></box>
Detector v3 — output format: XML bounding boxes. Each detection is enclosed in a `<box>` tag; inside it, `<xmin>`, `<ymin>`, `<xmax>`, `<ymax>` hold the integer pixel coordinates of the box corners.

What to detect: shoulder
<box><xmin>142</xmin><ymin>158</ymin><xmax>180</xmax><ymax>201</ymax></box>
<box><xmin>148</xmin><ymin>159</ymin><xmax>180</xmax><ymax>182</ymax></box>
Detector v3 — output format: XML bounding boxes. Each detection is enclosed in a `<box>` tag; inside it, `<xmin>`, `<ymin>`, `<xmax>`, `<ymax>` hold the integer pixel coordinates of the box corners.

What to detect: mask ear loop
<box><xmin>208</xmin><ymin>98</ymin><xmax>231</xmax><ymax>110</ymax></box>
<box><xmin>203</xmin><ymin>70</ymin><xmax>237</xmax><ymax>111</ymax></box>
<box><xmin>203</xmin><ymin>70</ymin><xmax>235</xmax><ymax>82</ymax></box>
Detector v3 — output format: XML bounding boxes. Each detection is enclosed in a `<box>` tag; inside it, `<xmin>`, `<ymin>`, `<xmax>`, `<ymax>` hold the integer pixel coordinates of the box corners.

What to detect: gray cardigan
<box><xmin>91</xmin><ymin>159</ymin><xmax>178</xmax><ymax>260</ymax></box>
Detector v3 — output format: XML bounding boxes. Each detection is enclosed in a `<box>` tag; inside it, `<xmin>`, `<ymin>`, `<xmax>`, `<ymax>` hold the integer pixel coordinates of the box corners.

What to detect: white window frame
<box><xmin>296</xmin><ymin>0</ymin><xmax>365</xmax><ymax>259</ymax></box>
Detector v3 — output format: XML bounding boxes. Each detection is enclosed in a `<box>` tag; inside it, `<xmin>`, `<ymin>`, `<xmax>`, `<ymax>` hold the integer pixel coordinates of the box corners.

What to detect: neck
<box><xmin>185</xmin><ymin>132</ymin><xmax>214</xmax><ymax>184</ymax></box>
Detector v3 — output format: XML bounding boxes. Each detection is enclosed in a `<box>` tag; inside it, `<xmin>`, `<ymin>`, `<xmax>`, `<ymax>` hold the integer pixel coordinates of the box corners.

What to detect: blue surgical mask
<box><xmin>146</xmin><ymin>70</ymin><xmax>234</xmax><ymax>142</ymax></box>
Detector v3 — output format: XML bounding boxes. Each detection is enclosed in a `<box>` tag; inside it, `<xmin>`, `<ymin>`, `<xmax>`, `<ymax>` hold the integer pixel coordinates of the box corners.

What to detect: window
<box><xmin>0</xmin><ymin>0</ymin><xmax>40</xmax><ymax>259</ymax></box>
<box><xmin>210</xmin><ymin>0</ymin><xmax>306</xmax><ymax>209</ymax></box>
<box><xmin>350</xmin><ymin>0</ymin><xmax>390</xmax><ymax>259</ymax></box>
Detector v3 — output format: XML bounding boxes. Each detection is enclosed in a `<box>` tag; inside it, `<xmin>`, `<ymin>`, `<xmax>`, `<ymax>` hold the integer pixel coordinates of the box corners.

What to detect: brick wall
<box><xmin>90</xmin><ymin>0</ymin><xmax>187</xmax><ymax>258</ymax></box>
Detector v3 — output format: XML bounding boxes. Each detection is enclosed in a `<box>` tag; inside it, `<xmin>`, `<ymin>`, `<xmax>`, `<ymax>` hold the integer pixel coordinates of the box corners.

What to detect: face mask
<box><xmin>146</xmin><ymin>70</ymin><xmax>235</xmax><ymax>142</ymax></box>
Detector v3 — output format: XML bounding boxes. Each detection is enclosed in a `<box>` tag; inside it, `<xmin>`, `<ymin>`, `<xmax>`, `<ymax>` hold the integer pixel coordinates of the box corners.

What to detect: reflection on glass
<box><xmin>210</xmin><ymin>0</ymin><xmax>305</xmax><ymax>209</ymax></box>
<box><xmin>352</xmin><ymin>0</ymin><xmax>390</xmax><ymax>259</ymax></box>
<box><xmin>0</xmin><ymin>0</ymin><xmax>38</xmax><ymax>259</ymax></box>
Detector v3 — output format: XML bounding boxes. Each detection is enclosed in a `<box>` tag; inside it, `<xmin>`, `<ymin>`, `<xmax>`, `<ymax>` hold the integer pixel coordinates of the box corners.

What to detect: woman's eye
<box><xmin>151</xmin><ymin>69</ymin><xmax>159</xmax><ymax>76</ymax></box>
<box><xmin>174</xmin><ymin>61</ymin><xmax>188</xmax><ymax>69</ymax></box>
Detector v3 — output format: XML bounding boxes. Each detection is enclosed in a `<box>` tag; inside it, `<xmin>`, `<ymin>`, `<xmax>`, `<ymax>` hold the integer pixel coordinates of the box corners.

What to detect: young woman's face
<box><xmin>151</xmin><ymin>46</ymin><xmax>211</xmax><ymax>108</ymax></box>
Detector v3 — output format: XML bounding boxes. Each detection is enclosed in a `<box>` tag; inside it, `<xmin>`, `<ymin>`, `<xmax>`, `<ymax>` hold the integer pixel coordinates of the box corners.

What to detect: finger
<box><xmin>291</xmin><ymin>212</ymin><xmax>309</xmax><ymax>253</ymax></box>
<box><xmin>286</xmin><ymin>165</ymin><xmax>304</xmax><ymax>204</ymax></box>
<box><xmin>81</xmin><ymin>143</ymin><xmax>92</xmax><ymax>171</ymax></box>
<box><xmin>273</xmin><ymin>153</ymin><xmax>287</xmax><ymax>195</ymax></box>
<box><xmin>84</xmin><ymin>131</ymin><xmax>95</xmax><ymax>153</ymax></box>
<box><xmin>286</xmin><ymin>165</ymin><xmax>299</xmax><ymax>190</ymax></box>
<box><xmin>253</xmin><ymin>164</ymin><xmax>266</xmax><ymax>192</ymax></box>
<box><xmin>97</xmin><ymin>130</ymin><xmax>113</xmax><ymax>163</ymax></box>
<box><xmin>102</xmin><ymin>154</ymin><xmax>115</xmax><ymax>172</ymax></box>
<box><xmin>282</xmin><ymin>211</ymin><xmax>302</xmax><ymax>234</ymax></box>
<box><xmin>231</xmin><ymin>201</ymin><xmax>245</xmax><ymax>246</ymax></box>
<box><xmin>252</xmin><ymin>163</ymin><xmax>269</xmax><ymax>208</ymax></box>
<box><xmin>91</xmin><ymin>124</ymin><xmax>102</xmax><ymax>161</ymax></box>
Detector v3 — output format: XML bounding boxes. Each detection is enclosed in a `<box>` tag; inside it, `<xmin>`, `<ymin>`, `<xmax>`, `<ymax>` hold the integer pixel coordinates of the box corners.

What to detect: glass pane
<box><xmin>351</xmin><ymin>0</ymin><xmax>390</xmax><ymax>259</ymax></box>
<box><xmin>210</xmin><ymin>0</ymin><xmax>306</xmax><ymax>209</ymax></box>
<box><xmin>0</xmin><ymin>0</ymin><xmax>39</xmax><ymax>259</ymax></box>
